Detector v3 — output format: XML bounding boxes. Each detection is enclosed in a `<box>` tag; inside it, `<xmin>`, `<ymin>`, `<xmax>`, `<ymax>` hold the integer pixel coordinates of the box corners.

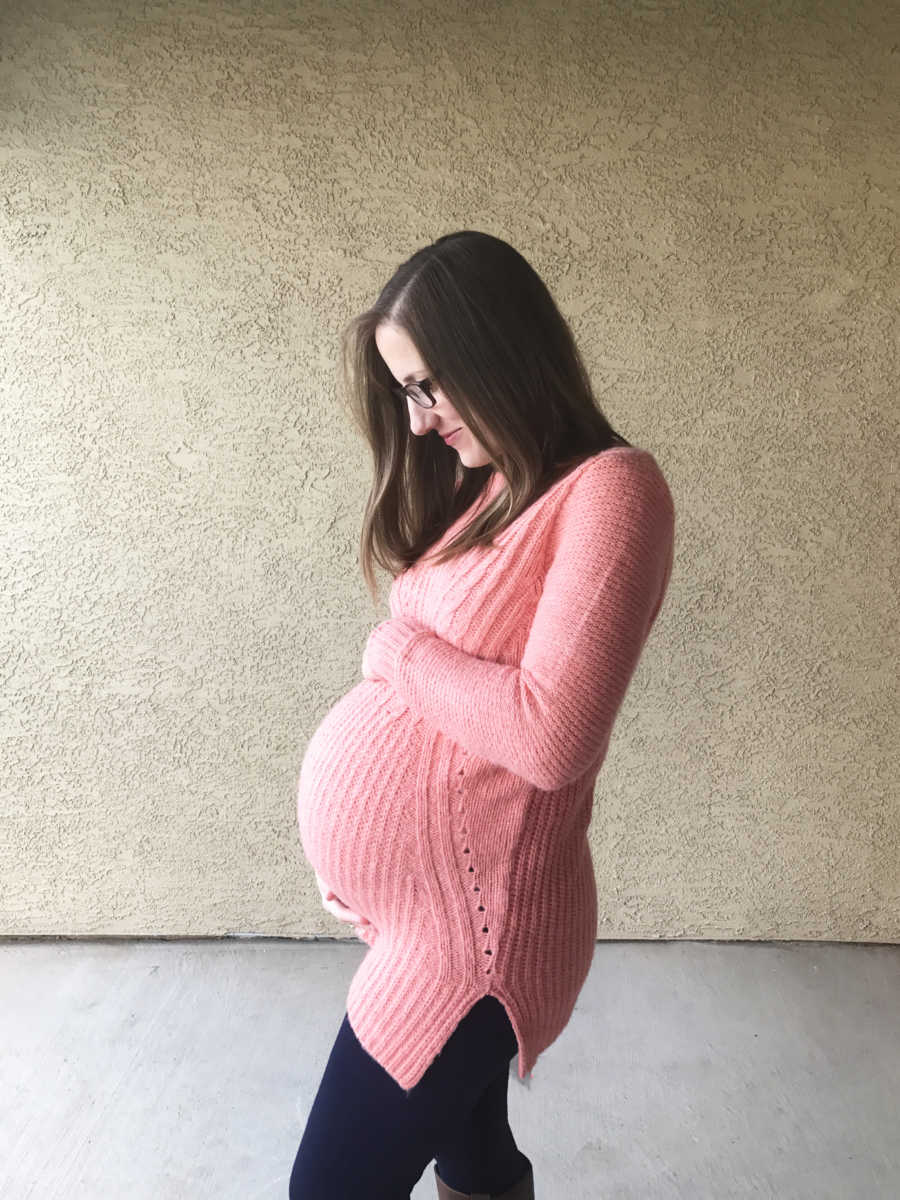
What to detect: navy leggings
<box><xmin>288</xmin><ymin>994</ymin><xmax>532</xmax><ymax>1199</ymax></box>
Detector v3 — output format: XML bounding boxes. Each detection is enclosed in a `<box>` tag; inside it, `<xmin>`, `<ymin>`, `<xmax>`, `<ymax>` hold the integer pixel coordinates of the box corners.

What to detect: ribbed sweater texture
<box><xmin>296</xmin><ymin>445</ymin><xmax>675</xmax><ymax>1092</ymax></box>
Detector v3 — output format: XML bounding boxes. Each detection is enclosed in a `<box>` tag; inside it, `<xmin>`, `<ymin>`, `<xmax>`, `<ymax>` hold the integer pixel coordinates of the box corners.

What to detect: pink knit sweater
<box><xmin>296</xmin><ymin>445</ymin><xmax>675</xmax><ymax>1092</ymax></box>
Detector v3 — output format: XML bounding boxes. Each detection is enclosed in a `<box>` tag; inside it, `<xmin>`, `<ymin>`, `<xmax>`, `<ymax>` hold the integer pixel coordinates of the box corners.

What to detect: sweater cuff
<box><xmin>390</xmin><ymin>625</ymin><xmax>442</xmax><ymax>704</ymax></box>
<box><xmin>366</xmin><ymin>617</ymin><xmax>431</xmax><ymax>685</ymax></box>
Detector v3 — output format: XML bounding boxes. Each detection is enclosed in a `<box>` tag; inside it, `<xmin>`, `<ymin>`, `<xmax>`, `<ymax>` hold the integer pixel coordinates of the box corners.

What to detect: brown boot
<box><xmin>433</xmin><ymin>1159</ymin><xmax>535</xmax><ymax>1200</ymax></box>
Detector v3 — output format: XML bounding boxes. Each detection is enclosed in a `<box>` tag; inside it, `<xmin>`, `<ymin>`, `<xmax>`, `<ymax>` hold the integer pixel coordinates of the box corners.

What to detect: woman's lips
<box><xmin>442</xmin><ymin>428</ymin><xmax>462</xmax><ymax>444</ymax></box>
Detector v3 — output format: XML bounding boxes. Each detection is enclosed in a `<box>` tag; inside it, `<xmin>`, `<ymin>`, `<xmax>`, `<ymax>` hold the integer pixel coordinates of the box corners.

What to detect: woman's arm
<box><xmin>362</xmin><ymin>452</ymin><xmax>674</xmax><ymax>792</ymax></box>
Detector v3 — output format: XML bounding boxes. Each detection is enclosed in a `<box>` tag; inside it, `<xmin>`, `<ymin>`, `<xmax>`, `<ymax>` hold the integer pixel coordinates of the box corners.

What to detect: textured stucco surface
<box><xmin>1</xmin><ymin>0</ymin><xmax>897</xmax><ymax>938</ymax></box>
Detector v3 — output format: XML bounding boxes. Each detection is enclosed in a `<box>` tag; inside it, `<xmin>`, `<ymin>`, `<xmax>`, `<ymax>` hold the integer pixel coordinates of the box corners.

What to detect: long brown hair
<box><xmin>339</xmin><ymin>230</ymin><xmax>632</xmax><ymax>607</ymax></box>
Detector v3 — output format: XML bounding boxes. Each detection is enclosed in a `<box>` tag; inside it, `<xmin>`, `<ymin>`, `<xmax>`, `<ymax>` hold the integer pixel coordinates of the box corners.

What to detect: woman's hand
<box><xmin>314</xmin><ymin>869</ymin><xmax>369</xmax><ymax>925</ymax></box>
<box><xmin>362</xmin><ymin>617</ymin><xmax>429</xmax><ymax>682</ymax></box>
<box><xmin>360</xmin><ymin>628</ymin><xmax>381</xmax><ymax>682</ymax></box>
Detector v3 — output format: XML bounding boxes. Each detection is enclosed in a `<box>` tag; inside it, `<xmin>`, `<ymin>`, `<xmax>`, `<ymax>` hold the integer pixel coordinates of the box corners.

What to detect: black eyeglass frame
<box><xmin>389</xmin><ymin>374</ymin><xmax>441</xmax><ymax>408</ymax></box>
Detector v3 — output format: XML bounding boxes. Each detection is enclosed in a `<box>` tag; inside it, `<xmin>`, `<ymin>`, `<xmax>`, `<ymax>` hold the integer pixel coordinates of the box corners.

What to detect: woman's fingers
<box><xmin>315</xmin><ymin>870</ymin><xmax>373</xmax><ymax>926</ymax></box>
<box><xmin>314</xmin><ymin>869</ymin><xmax>335</xmax><ymax>901</ymax></box>
<box><xmin>322</xmin><ymin>893</ymin><xmax>369</xmax><ymax>925</ymax></box>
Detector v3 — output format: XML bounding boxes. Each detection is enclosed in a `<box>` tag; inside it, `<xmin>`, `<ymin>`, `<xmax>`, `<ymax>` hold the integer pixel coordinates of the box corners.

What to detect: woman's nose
<box><xmin>408</xmin><ymin>401</ymin><xmax>439</xmax><ymax>436</ymax></box>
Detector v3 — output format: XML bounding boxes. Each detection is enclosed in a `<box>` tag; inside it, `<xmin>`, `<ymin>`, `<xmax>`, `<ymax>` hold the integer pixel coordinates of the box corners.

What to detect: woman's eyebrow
<box><xmin>402</xmin><ymin>370</ymin><xmax>428</xmax><ymax>382</ymax></box>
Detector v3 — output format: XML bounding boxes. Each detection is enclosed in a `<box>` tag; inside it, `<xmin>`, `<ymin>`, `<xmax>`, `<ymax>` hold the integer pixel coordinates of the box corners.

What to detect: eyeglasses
<box><xmin>389</xmin><ymin>374</ymin><xmax>441</xmax><ymax>408</ymax></box>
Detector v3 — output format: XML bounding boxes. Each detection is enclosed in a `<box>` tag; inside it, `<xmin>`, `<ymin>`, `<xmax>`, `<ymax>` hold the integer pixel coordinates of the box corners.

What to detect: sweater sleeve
<box><xmin>379</xmin><ymin>452</ymin><xmax>675</xmax><ymax>791</ymax></box>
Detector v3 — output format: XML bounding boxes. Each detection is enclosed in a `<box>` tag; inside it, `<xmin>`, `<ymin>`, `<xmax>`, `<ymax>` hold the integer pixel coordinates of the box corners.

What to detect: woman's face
<box><xmin>374</xmin><ymin>322</ymin><xmax>494</xmax><ymax>469</ymax></box>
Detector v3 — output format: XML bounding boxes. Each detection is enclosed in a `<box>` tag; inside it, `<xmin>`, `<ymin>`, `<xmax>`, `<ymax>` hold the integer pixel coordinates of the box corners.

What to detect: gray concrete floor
<box><xmin>0</xmin><ymin>939</ymin><xmax>897</xmax><ymax>1200</ymax></box>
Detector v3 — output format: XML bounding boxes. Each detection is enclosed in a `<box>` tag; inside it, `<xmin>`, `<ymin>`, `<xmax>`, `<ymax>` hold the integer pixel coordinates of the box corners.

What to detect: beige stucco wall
<box><xmin>1</xmin><ymin>0</ymin><xmax>897</xmax><ymax>939</ymax></box>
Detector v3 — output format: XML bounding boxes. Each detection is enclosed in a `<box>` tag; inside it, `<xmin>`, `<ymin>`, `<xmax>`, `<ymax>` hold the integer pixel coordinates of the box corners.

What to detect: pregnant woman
<box><xmin>290</xmin><ymin>230</ymin><xmax>676</xmax><ymax>1199</ymax></box>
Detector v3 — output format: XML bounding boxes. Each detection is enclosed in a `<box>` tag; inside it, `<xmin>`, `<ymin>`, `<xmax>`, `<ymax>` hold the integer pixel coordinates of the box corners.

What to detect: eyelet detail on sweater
<box><xmin>453</xmin><ymin>753</ymin><xmax>494</xmax><ymax>973</ymax></box>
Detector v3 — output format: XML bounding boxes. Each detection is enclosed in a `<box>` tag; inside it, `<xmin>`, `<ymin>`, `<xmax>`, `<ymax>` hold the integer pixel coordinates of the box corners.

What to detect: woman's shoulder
<box><xmin>547</xmin><ymin>446</ymin><xmax>675</xmax><ymax>553</ymax></box>
<box><xmin>558</xmin><ymin>444</ymin><xmax>670</xmax><ymax>499</ymax></box>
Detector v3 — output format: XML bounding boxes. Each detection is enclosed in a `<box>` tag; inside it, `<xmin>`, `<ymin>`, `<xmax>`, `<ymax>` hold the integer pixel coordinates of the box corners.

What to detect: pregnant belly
<box><xmin>297</xmin><ymin>679</ymin><xmax>425</xmax><ymax>925</ymax></box>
